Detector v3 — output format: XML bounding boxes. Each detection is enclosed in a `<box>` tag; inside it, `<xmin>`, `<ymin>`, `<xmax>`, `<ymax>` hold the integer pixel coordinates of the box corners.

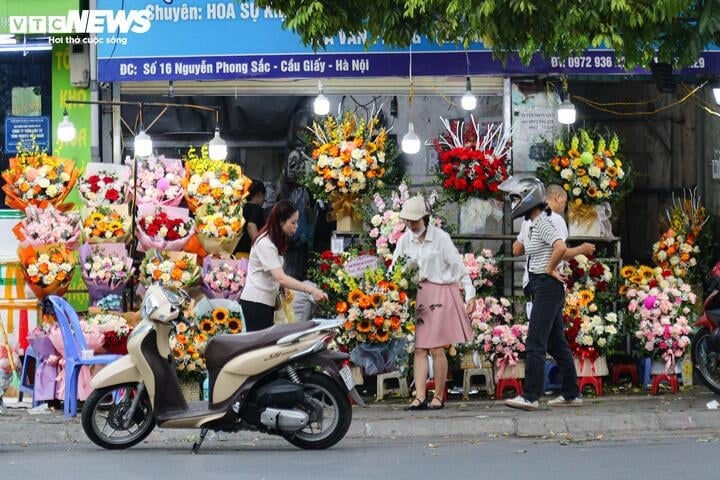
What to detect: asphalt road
<box><xmin>4</xmin><ymin>433</ymin><xmax>719</xmax><ymax>480</ymax></box>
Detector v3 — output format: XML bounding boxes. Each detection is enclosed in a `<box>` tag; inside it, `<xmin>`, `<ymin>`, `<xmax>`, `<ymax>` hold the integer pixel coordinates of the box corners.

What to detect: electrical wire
<box><xmin>572</xmin><ymin>81</ymin><xmax>706</xmax><ymax>116</ymax></box>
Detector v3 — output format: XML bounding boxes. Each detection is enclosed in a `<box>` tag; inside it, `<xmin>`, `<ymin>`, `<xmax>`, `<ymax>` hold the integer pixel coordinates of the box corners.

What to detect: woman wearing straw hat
<box><xmin>393</xmin><ymin>195</ymin><xmax>476</xmax><ymax>410</ymax></box>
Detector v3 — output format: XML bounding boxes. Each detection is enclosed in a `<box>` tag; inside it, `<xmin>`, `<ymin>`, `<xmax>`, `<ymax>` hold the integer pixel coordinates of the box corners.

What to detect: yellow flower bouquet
<box><xmin>81</xmin><ymin>205</ymin><xmax>132</xmax><ymax>244</ymax></box>
<box><xmin>182</xmin><ymin>146</ymin><xmax>251</xmax><ymax>212</ymax></box>
<box><xmin>194</xmin><ymin>204</ymin><xmax>244</xmax><ymax>257</ymax></box>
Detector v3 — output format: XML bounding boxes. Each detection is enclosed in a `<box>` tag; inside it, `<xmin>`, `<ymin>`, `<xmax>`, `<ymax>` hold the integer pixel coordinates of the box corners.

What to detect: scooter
<box><xmin>81</xmin><ymin>283</ymin><xmax>363</xmax><ymax>452</ymax></box>
<box><xmin>692</xmin><ymin>261</ymin><xmax>720</xmax><ymax>394</ymax></box>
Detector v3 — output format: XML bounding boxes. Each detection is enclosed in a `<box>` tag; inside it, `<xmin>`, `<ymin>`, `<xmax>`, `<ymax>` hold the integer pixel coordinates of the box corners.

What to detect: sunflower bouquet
<box><xmin>183</xmin><ymin>147</ymin><xmax>251</xmax><ymax>212</ymax></box>
<box><xmin>139</xmin><ymin>249</ymin><xmax>200</xmax><ymax>291</ymax></box>
<box><xmin>81</xmin><ymin>205</ymin><xmax>132</xmax><ymax>244</ymax></box>
<box><xmin>18</xmin><ymin>244</ymin><xmax>76</xmax><ymax>299</ymax></box>
<box><xmin>193</xmin><ymin>297</ymin><xmax>244</xmax><ymax>336</ymax></box>
<box><xmin>78</xmin><ymin>162</ymin><xmax>130</xmax><ymax>206</ymax></box>
<box><xmin>194</xmin><ymin>204</ymin><xmax>244</xmax><ymax>256</ymax></box>
<box><xmin>1</xmin><ymin>140</ymin><xmax>79</xmax><ymax>211</ymax></box>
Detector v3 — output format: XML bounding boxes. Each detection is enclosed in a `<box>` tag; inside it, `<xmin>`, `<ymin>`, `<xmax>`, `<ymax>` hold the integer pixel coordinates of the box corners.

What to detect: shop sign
<box><xmin>4</xmin><ymin>116</ymin><xmax>50</xmax><ymax>155</ymax></box>
<box><xmin>95</xmin><ymin>0</ymin><xmax>720</xmax><ymax>81</ymax></box>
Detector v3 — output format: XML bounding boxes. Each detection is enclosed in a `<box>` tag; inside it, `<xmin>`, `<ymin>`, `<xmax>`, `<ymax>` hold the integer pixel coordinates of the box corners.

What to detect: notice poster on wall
<box><xmin>512</xmin><ymin>106</ymin><xmax>557</xmax><ymax>173</ymax></box>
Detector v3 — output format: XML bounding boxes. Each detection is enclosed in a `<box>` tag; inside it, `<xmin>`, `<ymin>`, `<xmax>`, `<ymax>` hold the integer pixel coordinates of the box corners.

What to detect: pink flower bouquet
<box><xmin>77</xmin><ymin>162</ymin><xmax>130</xmax><ymax>206</ymax></box>
<box><xmin>79</xmin><ymin>243</ymin><xmax>134</xmax><ymax>305</ymax></box>
<box><xmin>462</xmin><ymin>249</ymin><xmax>500</xmax><ymax>296</ymax></box>
<box><xmin>136</xmin><ymin>204</ymin><xmax>194</xmax><ymax>252</ymax></box>
<box><xmin>201</xmin><ymin>256</ymin><xmax>248</xmax><ymax>301</ymax></box>
<box><xmin>131</xmin><ymin>155</ymin><xmax>185</xmax><ymax>206</ymax></box>
<box><xmin>13</xmin><ymin>205</ymin><xmax>81</xmax><ymax>249</ymax></box>
<box><xmin>628</xmin><ymin>282</ymin><xmax>695</xmax><ymax>372</ymax></box>
<box><xmin>472</xmin><ymin>299</ymin><xmax>527</xmax><ymax>381</ymax></box>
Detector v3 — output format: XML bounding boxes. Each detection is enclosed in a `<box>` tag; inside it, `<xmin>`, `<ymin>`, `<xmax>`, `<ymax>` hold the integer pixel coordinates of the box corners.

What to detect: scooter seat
<box><xmin>205</xmin><ymin>322</ymin><xmax>315</xmax><ymax>371</ymax></box>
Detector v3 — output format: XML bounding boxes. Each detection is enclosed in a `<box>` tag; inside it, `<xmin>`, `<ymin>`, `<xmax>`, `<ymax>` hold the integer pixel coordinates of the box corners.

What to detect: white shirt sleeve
<box><xmin>255</xmin><ymin>236</ymin><xmax>282</xmax><ymax>271</ymax></box>
<box><xmin>439</xmin><ymin>234</ymin><xmax>475</xmax><ymax>302</ymax></box>
<box><xmin>517</xmin><ymin>219</ymin><xmax>530</xmax><ymax>245</ymax></box>
<box><xmin>550</xmin><ymin>213</ymin><xmax>569</xmax><ymax>241</ymax></box>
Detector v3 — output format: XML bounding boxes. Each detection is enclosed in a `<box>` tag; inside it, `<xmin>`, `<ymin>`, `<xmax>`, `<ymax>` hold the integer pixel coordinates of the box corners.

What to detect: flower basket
<box><xmin>472</xmin><ymin>351</ymin><xmax>493</xmax><ymax>369</ymax></box>
<box><xmin>459</xmin><ymin>198</ymin><xmax>504</xmax><ymax>234</ymax></box>
<box><xmin>574</xmin><ymin>355</ymin><xmax>609</xmax><ymax>377</ymax></box>
<box><xmin>179</xmin><ymin>379</ymin><xmax>202</xmax><ymax>401</ymax></box>
<box><xmin>336</xmin><ymin>213</ymin><xmax>363</xmax><ymax>233</ymax></box>
<box><xmin>650</xmin><ymin>358</ymin><xmax>682</xmax><ymax>375</ymax></box>
<box><xmin>460</xmin><ymin>354</ymin><xmax>476</xmax><ymax>370</ymax></box>
<box><xmin>567</xmin><ymin>203</ymin><xmax>612</xmax><ymax>238</ymax></box>
<box><xmin>494</xmin><ymin>359</ymin><xmax>525</xmax><ymax>380</ymax></box>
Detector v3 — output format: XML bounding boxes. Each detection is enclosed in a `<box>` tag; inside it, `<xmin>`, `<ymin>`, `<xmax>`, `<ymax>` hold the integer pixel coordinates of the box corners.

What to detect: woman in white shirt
<box><xmin>393</xmin><ymin>196</ymin><xmax>476</xmax><ymax>410</ymax></box>
<box><xmin>240</xmin><ymin>200</ymin><xmax>328</xmax><ymax>331</ymax></box>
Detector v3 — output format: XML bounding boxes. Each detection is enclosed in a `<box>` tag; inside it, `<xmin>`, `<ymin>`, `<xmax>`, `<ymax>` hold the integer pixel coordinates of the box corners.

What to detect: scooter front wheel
<box><xmin>284</xmin><ymin>372</ymin><xmax>352</xmax><ymax>450</ymax></box>
<box><xmin>692</xmin><ymin>328</ymin><xmax>720</xmax><ymax>394</ymax></box>
<box><xmin>81</xmin><ymin>383</ymin><xmax>155</xmax><ymax>450</ymax></box>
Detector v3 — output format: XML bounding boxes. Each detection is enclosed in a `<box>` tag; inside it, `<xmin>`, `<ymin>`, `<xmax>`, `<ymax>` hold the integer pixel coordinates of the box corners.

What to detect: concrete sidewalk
<box><xmin>2</xmin><ymin>386</ymin><xmax>720</xmax><ymax>447</ymax></box>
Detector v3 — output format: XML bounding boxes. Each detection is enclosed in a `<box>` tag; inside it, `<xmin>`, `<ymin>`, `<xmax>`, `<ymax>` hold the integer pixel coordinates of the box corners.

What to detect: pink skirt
<box><xmin>415</xmin><ymin>281</ymin><xmax>473</xmax><ymax>349</ymax></box>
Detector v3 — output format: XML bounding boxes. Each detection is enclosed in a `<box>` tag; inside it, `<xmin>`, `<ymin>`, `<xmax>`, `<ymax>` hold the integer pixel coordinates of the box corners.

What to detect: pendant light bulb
<box><xmin>461</xmin><ymin>77</ymin><xmax>477</xmax><ymax>111</ymax></box>
<box><xmin>134</xmin><ymin>128</ymin><xmax>153</xmax><ymax>157</ymax></box>
<box><xmin>208</xmin><ymin>128</ymin><xmax>228</xmax><ymax>160</ymax></box>
<box><xmin>401</xmin><ymin>122</ymin><xmax>421</xmax><ymax>154</ymax></box>
<box><xmin>56</xmin><ymin>108</ymin><xmax>76</xmax><ymax>143</ymax></box>
<box><xmin>313</xmin><ymin>80</ymin><xmax>330</xmax><ymax>116</ymax></box>
<box><xmin>557</xmin><ymin>97</ymin><xmax>576</xmax><ymax>125</ymax></box>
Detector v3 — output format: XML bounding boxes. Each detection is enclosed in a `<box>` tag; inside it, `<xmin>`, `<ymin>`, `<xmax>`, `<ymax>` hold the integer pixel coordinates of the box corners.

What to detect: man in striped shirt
<box><xmin>500</xmin><ymin>177</ymin><xmax>595</xmax><ymax>411</ymax></box>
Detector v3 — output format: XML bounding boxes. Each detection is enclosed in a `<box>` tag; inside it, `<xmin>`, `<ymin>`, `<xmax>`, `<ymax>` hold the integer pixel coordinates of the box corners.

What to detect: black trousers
<box><xmin>240</xmin><ymin>299</ymin><xmax>275</xmax><ymax>332</ymax></box>
<box><xmin>523</xmin><ymin>273</ymin><xmax>579</xmax><ymax>402</ymax></box>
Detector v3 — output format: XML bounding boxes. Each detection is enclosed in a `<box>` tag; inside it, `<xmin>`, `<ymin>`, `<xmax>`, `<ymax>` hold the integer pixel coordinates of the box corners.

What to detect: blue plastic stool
<box><xmin>544</xmin><ymin>360</ymin><xmax>562</xmax><ymax>392</ymax></box>
<box><xmin>19</xmin><ymin>346</ymin><xmax>42</xmax><ymax>407</ymax></box>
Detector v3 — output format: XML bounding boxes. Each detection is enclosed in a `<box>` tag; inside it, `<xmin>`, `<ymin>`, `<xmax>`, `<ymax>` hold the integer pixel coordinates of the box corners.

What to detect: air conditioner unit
<box><xmin>69</xmin><ymin>43</ymin><xmax>90</xmax><ymax>88</ymax></box>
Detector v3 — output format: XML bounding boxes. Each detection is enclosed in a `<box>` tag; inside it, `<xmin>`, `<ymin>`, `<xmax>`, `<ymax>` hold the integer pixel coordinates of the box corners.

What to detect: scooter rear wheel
<box><xmin>82</xmin><ymin>383</ymin><xmax>155</xmax><ymax>450</ymax></box>
<box><xmin>284</xmin><ymin>372</ymin><xmax>352</xmax><ymax>450</ymax></box>
<box><xmin>692</xmin><ymin>328</ymin><xmax>720</xmax><ymax>394</ymax></box>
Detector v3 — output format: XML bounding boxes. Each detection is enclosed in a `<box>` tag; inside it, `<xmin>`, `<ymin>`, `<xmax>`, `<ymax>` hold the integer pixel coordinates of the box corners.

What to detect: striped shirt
<box><xmin>526</xmin><ymin>213</ymin><xmax>563</xmax><ymax>274</ymax></box>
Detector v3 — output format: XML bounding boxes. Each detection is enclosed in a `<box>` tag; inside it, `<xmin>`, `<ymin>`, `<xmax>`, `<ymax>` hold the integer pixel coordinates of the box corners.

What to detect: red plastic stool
<box><xmin>651</xmin><ymin>374</ymin><xmax>679</xmax><ymax>394</ymax></box>
<box><xmin>495</xmin><ymin>378</ymin><xmax>523</xmax><ymax>400</ymax></box>
<box><xmin>425</xmin><ymin>380</ymin><xmax>448</xmax><ymax>402</ymax></box>
<box><xmin>578</xmin><ymin>376</ymin><xmax>603</xmax><ymax>396</ymax></box>
<box><xmin>611</xmin><ymin>363</ymin><xmax>638</xmax><ymax>386</ymax></box>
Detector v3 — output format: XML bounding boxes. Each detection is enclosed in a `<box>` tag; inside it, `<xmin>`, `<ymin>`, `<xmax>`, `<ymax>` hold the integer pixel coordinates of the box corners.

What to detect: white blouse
<box><xmin>392</xmin><ymin>224</ymin><xmax>475</xmax><ymax>302</ymax></box>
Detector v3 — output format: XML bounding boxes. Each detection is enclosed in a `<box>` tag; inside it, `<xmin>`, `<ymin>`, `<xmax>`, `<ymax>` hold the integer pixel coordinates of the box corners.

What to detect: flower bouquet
<box><xmin>367</xmin><ymin>181</ymin><xmax>443</xmax><ymax>261</ymax></box>
<box><xmin>433</xmin><ymin>116</ymin><xmax>511</xmax><ymax>202</ymax></box>
<box><xmin>18</xmin><ymin>244</ymin><xmax>76</xmax><ymax>299</ymax></box>
<box><xmin>475</xmin><ymin>317</ymin><xmax>528</xmax><ymax>381</ymax></box>
<box><xmin>194</xmin><ymin>204</ymin><xmax>244</xmax><ymax>256</ymax></box>
<box><xmin>132</xmin><ymin>155</ymin><xmax>185</xmax><ymax>206</ymax></box>
<box><xmin>26</xmin><ymin>324</ymin><xmax>59</xmax><ymax>401</ymax></box>
<box><xmin>652</xmin><ymin>189</ymin><xmax>708</xmax><ymax>280</ymax></box>
<box><xmin>183</xmin><ymin>149</ymin><xmax>251</xmax><ymax>212</ymax></box>
<box><xmin>306</xmin><ymin>109</ymin><xmax>391</xmax><ymax>228</ymax></box>
<box><xmin>462</xmin><ymin>249</ymin><xmax>500</xmax><ymax>297</ymax></box>
<box><xmin>79</xmin><ymin>243</ymin><xmax>134</xmax><ymax>306</ymax></box>
<box><xmin>541</xmin><ymin>129</ymin><xmax>631</xmax><ymax>236</ymax></box>
<box><xmin>171</xmin><ymin>322</ymin><xmax>208</xmax><ymax>382</ymax></box>
<box><xmin>193</xmin><ymin>297</ymin><xmax>244</xmax><ymax>336</ymax></box>
<box><xmin>627</xmin><ymin>275</ymin><xmax>696</xmax><ymax>373</ymax></box>
<box><xmin>1</xmin><ymin>141</ymin><xmax>79</xmax><ymax>211</ymax></box>
<box><xmin>12</xmin><ymin>204</ymin><xmax>81</xmax><ymax>249</ymax></box>
<box><xmin>136</xmin><ymin>204</ymin><xmax>194</xmax><ymax>252</ymax></box>
<box><xmin>201</xmin><ymin>256</ymin><xmax>248</xmax><ymax>301</ymax></box>
<box><xmin>85</xmin><ymin>312</ymin><xmax>132</xmax><ymax>354</ymax></box>
<box><xmin>77</xmin><ymin>163</ymin><xmax>130</xmax><ymax>206</ymax></box>
<box><xmin>47</xmin><ymin>320</ymin><xmax>106</xmax><ymax>400</ymax></box>
<box><xmin>139</xmin><ymin>249</ymin><xmax>200</xmax><ymax>291</ymax></box>
<box><xmin>81</xmin><ymin>205</ymin><xmax>132</xmax><ymax>244</ymax></box>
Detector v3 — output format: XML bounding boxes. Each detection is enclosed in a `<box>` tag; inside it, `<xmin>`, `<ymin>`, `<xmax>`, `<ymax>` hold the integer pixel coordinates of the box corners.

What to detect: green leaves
<box><xmin>247</xmin><ymin>0</ymin><xmax>719</xmax><ymax>68</ymax></box>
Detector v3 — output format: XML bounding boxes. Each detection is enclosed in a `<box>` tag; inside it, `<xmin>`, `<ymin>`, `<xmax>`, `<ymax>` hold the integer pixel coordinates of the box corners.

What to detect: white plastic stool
<box><xmin>462</xmin><ymin>367</ymin><xmax>495</xmax><ymax>399</ymax></box>
<box><xmin>376</xmin><ymin>370</ymin><xmax>409</xmax><ymax>401</ymax></box>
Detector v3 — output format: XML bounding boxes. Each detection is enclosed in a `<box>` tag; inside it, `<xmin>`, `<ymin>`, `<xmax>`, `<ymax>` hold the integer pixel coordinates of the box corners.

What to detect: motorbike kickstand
<box><xmin>192</xmin><ymin>427</ymin><xmax>209</xmax><ymax>454</ymax></box>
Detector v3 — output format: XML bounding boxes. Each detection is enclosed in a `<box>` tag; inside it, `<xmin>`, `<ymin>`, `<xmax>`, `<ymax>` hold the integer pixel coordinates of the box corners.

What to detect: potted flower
<box><xmin>472</xmin><ymin>298</ymin><xmax>527</xmax><ymax>380</ymax></box>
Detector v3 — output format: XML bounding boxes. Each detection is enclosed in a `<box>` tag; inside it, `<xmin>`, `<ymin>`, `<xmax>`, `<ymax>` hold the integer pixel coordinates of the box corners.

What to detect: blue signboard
<box><xmin>4</xmin><ymin>116</ymin><xmax>50</xmax><ymax>154</ymax></box>
<box><xmin>95</xmin><ymin>0</ymin><xmax>720</xmax><ymax>81</ymax></box>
